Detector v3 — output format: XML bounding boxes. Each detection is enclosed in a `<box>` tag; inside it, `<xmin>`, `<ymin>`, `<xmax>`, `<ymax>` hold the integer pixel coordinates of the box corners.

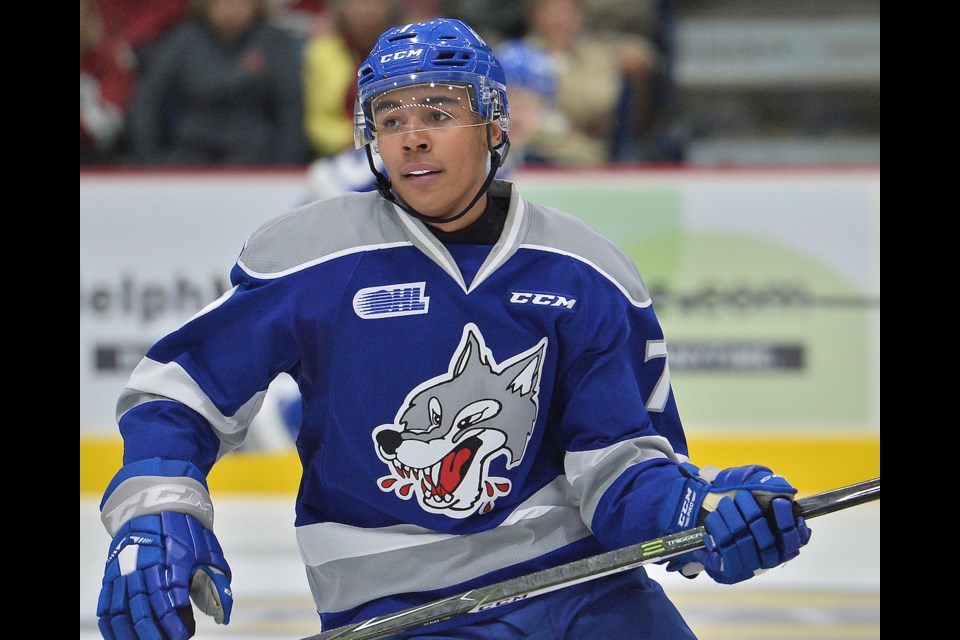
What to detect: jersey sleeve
<box><xmin>116</xmin><ymin>260</ymin><xmax>300</xmax><ymax>475</ymax></box>
<box><xmin>559</xmin><ymin>270</ymin><xmax>688</xmax><ymax>551</ymax></box>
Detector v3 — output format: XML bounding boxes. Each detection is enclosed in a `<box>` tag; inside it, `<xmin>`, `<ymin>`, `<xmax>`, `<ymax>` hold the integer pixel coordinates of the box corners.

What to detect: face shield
<box><xmin>354</xmin><ymin>74</ymin><xmax>509</xmax><ymax>150</ymax></box>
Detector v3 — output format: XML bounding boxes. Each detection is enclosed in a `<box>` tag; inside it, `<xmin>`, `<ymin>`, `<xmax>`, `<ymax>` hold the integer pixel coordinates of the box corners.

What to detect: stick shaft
<box><xmin>305</xmin><ymin>477</ymin><xmax>880</xmax><ymax>640</ymax></box>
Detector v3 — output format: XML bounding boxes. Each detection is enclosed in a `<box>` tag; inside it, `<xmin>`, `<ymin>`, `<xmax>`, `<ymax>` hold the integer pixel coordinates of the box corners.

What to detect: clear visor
<box><xmin>355</xmin><ymin>82</ymin><xmax>486</xmax><ymax>148</ymax></box>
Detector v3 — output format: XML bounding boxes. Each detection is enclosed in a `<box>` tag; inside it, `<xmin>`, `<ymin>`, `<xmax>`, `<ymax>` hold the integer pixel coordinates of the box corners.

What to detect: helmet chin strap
<box><xmin>366</xmin><ymin>124</ymin><xmax>510</xmax><ymax>226</ymax></box>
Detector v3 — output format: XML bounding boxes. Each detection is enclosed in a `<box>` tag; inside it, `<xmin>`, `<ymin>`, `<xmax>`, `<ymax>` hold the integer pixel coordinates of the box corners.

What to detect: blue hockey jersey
<box><xmin>111</xmin><ymin>180</ymin><xmax>691</xmax><ymax>630</ymax></box>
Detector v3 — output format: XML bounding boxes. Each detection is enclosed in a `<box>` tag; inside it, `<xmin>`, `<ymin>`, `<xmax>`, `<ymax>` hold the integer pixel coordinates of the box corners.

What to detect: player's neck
<box><xmin>426</xmin><ymin>190</ymin><xmax>508</xmax><ymax>245</ymax></box>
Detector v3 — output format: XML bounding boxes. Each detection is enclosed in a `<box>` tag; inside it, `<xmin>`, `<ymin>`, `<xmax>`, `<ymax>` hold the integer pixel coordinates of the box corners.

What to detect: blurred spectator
<box><xmin>522</xmin><ymin>0</ymin><xmax>660</xmax><ymax>165</ymax></box>
<box><xmin>583</xmin><ymin>0</ymin><xmax>679</xmax><ymax>162</ymax></box>
<box><xmin>397</xmin><ymin>0</ymin><xmax>446</xmax><ymax>23</ymax></box>
<box><xmin>493</xmin><ymin>39</ymin><xmax>558</xmax><ymax>168</ymax></box>
<box><xmin>302</xmin><ymin>0</ymin><xmax>399</xmax><ymax>159</ymax></box>
<box><xmin>80</xmin><ymin>0</ymin><xmax>135</xmax><ymax>166</ymax></box>
<box><xmin>582</xmin><ymin>0</ymin><xmax>664</xmax><ymax>41</ymax></box>
<box><xmin>126</xmin><ymin>0</ymin><xmax>309</xmax><ymax>166</ymax></box>
<box><xmin>88</xmin><ymin>0</ymin><xmax>190</xmax><ymax>72</ymax></box>
<box><xmin>444</xmin><ymin>0</ymin><xmax>529</xmax><ymax>41</ymax></box>
<box><xmin>268</xmin><ymin>0</ymin><xmax>329</xmax><ymax>42</ymax></box>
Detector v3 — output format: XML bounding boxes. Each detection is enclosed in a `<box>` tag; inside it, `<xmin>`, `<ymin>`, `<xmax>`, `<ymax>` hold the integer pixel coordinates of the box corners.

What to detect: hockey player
<box><xmin>96</xmin><ymin>18</ymin><xmax>811</xmax><ymax>640</ymax></box>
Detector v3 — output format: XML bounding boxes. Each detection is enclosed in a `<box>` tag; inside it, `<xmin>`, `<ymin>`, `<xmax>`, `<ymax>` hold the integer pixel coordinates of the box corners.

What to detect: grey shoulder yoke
<box><xmin>237</xmin><ymin>192</ymin><xmax>408</xmax><ymax>277</ymax></box>
<box><xmin>521</xmin><ymin>199</ymin><xmax>651</xmax><ymax>305</ymax></box>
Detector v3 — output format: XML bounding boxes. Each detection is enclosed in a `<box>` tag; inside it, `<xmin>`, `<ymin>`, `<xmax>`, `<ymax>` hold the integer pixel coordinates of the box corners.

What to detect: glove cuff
<box><xmin>100</xmin><ymin>458</ymin><xmax>214</xmax><ymax>536</ymax></box>
<box><xmin>657</xmin><ymin>462</ymin><xmax>708</xmax><ymax>535</ymax></box>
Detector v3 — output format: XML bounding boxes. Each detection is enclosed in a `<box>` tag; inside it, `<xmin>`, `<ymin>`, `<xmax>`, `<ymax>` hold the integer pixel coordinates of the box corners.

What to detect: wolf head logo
<box><xmin>372</xmin><ymin>324</ymin><xmax>546</xmax><ymax>517</ymax></box>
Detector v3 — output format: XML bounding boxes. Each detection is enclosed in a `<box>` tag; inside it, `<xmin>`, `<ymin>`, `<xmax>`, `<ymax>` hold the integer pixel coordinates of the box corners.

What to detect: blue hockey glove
<box><xmin>97</xmin><ymin>511</ymin><xmax>233</xmax><ymax>640</ymax></box>
<box><xmin>658</xmin><ymin>463</ymin><xmax>812</xmax><ymax>585</ymax></box>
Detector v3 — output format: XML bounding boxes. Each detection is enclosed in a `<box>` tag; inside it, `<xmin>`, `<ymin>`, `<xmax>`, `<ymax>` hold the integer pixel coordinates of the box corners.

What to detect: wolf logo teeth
<box><xmin>373</xmin><ymin>323</ymin><xmax>546</xmax><ymax>517</ymax></box>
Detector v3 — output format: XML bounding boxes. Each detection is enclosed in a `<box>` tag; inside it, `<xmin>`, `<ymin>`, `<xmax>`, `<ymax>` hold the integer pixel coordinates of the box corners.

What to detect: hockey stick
<box><xmin>303</xmin><ymin>477</ymin><xmax>880</xmax><ymax>640</ymax></box>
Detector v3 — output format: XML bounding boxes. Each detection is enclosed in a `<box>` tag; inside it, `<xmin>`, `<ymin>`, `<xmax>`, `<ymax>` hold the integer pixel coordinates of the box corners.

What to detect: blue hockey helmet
<box><xmin>354</xmin><ymin>18</ymin><xmax>510</xmax><ymax>150</ymax></box>
<box><xmin>495</xmin><ymin>40</ymin><xmax>556</xmax><ymax>101</ymax></box>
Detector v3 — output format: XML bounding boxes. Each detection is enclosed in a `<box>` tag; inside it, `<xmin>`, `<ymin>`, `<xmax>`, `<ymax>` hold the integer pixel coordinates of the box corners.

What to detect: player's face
<box><xmin>372</xmin><ymin>84</ymin><xmax>502</xmax><ymax>229</ymax></box>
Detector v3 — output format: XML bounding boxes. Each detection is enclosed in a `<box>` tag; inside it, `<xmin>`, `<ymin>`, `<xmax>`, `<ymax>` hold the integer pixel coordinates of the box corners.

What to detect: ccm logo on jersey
<box><xmin>353</xmin><ymin>282</ymin><xmax>430</xmax><ymax>319</ymax></box>
<box><xmin>380</xmin><ymin>48</ymin><xmax>423</xmax><ymax>63</ymax></box>
<box><xmin>509</xmin><ymin>291</ymin><xmax>576</xmax><ymax>310</ymax></box>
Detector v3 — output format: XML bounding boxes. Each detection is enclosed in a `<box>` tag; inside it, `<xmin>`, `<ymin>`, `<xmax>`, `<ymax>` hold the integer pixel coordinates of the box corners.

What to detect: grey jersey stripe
<box><xmin>470</xmin><ymin>194</ymin><xmax>529</xmax><ymax>292</ymax></box>
<box><xmin>565</xmin><ymin>436</ymin><xmax>682</xmax><ymax>526</ymax></box>
<box><xmin>118</xmin><ymin>358</ymin><xmax>266</xmax><ymax>457</ymax></box>
<box><xmin>304</xmin><ymin>505</ymin><xmax>590</xmax><ymax>614</ymax></box>
<box><xmin>392</xmin><ymin>206</ymin><xmax>467</xmax><ymax>291</ymax></box>
<box><xmin>297</xmin><ymin>476</ymin><xmax>591</xmax><ymax>613</ymax></box>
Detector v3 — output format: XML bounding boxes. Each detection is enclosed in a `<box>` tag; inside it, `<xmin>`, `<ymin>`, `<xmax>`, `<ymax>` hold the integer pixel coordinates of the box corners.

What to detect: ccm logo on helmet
<box><xmin>509</xmin><ymin>292</ymin><xmax>577</xmax><ymax>309</ymax></box>
<box><xmin>380</xmin><ymin>48</ymin><xmax>423</xmax><ymax>63</ymax></box>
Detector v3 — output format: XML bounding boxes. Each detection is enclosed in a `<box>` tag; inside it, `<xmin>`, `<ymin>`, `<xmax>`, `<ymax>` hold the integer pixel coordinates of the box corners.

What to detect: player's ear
<box><xmin>489</xmin><ymin>122</ymin><xmax>504</xmax><ymax>148</ymax></box>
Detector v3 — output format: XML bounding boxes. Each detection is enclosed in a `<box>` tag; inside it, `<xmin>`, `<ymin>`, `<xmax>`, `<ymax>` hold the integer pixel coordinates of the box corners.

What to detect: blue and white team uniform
<box><xmin>104</xmin><ymin>179</ymin><xmax>697</xmax><ymax>638</ymax></box>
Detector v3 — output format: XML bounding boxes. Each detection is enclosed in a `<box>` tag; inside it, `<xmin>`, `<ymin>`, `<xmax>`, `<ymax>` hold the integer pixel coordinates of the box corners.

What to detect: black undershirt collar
<box><xmin>425</xmin><ymin>181</ymin><xmax>511</xmax><ymax>246</ymax></box>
